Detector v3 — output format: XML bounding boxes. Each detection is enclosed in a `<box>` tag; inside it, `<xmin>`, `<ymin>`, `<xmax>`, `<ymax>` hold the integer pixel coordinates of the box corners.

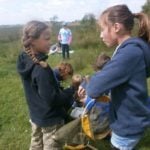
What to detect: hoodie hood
<box><xmin>17</xmin><ymin>51</ymin><xmax>48</xmax><ymax>79</ymax></box>
<box><xmin>120</xmin><ymin>37</ymin><xmax>150</xmax><ymax>77</ymax></box>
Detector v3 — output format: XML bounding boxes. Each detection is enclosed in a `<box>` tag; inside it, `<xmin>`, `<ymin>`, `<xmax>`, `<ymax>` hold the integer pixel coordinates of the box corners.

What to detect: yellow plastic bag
<box><xmin>96</xmin><ymin>95</ymin><xmax>110</xmax><ymax>103</ymax></box>
<box><xmin>63</xmin><ymin>144</ymin><xmax>86</xmax><ymax>150</ymax></box>
<box><xmin>81</xmin><ymin>114</ymin><xmax>95</xmax><ymax>140</ymax></box>
<box><xmin>64</xmin><ymin>144</ymin><xmax>98</xmax><ymax>150</ymax></box>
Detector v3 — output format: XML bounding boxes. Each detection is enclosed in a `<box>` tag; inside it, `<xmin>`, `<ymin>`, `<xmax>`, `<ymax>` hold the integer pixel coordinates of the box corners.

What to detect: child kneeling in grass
<box><xmin>52</xmin><ymin>53</ymin><xmax>111</xmax><ymax>148</ymax></box>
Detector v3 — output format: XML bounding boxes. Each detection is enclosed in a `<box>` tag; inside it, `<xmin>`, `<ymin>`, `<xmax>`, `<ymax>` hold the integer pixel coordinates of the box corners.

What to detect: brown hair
<box><xmin>57</xmin><ymin>62</ymin><xmax>73</xmax><ymax>79</ymax></box>
<box><xmin>93</xmin><ymin>53</ymin><xmax>111</xmax><ymax>71</ymax></box>
<box><xmin>22</xmin><ymin>20</ymin><xmax>49</xmax><ymax>67</ymax></box>
<box><xmin>100</xmin><ymin>4</ymin><xmax>150</xmax><ymax>42</ymax></box>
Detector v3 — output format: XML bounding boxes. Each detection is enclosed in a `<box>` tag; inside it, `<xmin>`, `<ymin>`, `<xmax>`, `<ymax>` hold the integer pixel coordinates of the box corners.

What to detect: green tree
<box><xmin>142</xmin><ymin>0</ymin><xmax>150</xmax><ymax>15</ymax></box>
<box><xmin>80</xmin><ymin>13</ymin><xmax>96</xmax><ymax>27</ymax></box>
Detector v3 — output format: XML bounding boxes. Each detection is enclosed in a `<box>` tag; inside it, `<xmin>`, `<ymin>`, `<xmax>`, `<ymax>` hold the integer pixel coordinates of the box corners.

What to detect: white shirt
<box><xmin>59</xmin><ymin>28</ymin><xmax>72</xmax><ymax>44</ymax></box>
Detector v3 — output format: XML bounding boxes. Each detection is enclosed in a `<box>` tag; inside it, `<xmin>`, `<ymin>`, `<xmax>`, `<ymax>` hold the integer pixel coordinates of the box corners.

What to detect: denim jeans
<box><xmin>111</xmin><ymin>132</ymin><xmax>142</xmax><ymax>150</ymax></box>
<box><xmin>62</xmin><ymin>44</ymin><xmax>69</xmax><ymax>59</ymax></box>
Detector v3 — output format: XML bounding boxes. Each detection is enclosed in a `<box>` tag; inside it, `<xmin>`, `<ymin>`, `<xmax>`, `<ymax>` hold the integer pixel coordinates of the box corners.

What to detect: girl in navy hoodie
<box><xmin>78</xmin><ymin>5</ymin><xmax>150</xmax><ymax>150</ymax></box>
<box><xmin>17</xmin><ymin>21</ymin><xmax>73</xmax><ymax>150</ymax></box>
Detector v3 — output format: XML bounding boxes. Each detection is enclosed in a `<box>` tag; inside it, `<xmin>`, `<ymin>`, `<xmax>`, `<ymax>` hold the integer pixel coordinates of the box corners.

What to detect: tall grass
<box><xmin>0</xmin><ymin>18</ymin><xmax>150</xmax><ymax>149</ymax></box>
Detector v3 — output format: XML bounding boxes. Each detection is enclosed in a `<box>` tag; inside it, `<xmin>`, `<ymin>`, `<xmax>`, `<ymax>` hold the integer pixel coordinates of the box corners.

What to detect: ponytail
<box><xmin>133</xmin><ymin>13</ymin><xmax>150</xmax><ymax>42</ymax></box>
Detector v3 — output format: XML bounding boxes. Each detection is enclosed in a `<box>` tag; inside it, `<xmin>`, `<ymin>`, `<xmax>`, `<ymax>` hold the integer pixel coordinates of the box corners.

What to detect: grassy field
<box><xmin>0</xmin><ymin>38</ymin><xmax>150</xmax><ymax>150</ymax></box>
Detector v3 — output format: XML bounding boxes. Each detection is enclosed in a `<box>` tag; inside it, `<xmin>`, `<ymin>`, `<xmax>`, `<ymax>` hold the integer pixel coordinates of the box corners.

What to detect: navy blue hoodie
<box><xmin>87</xmin><ymin>38</ymin><xmax>150</xmax><ymax>137</ymax></box>
<box><xmin>17</xmin><ymin>52</ymin><xmax>73</xmax><ymax>127</ymax></box>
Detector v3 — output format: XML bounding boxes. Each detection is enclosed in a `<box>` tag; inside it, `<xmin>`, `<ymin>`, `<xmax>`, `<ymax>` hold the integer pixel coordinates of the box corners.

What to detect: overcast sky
<box><xmin>0</xmin><ymin>0</ymin><xmax>146</xmax><ymax>25</ymax></box>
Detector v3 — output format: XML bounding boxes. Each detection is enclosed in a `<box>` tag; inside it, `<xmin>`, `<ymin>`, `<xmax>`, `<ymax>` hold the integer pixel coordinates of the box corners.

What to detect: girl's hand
<box><xmin>78</xmin><ymin>86</ymin><xmax>86</xmax><ymax>98</ymax></box>
<box><xmin>79</xmin><ymin>95</ymin><xmax>87</xmax><ymax>103</ymax></box>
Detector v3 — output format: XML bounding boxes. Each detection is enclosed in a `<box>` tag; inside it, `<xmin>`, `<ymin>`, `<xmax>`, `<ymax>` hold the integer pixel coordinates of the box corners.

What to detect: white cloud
<box><xmin>0</xmin><ymin>0</ymin><xmax>7</xmax><ymax>2</ymax></box>
<box><xmin>0</xmin><ymin>0</ymin><xmax>146</xmax><ymax>25</ymax></box>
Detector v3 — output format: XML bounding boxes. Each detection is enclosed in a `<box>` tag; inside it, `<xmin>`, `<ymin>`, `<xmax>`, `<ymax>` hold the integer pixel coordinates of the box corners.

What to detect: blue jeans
<box><xmin>111</xmin><ymin>132</ymin><xmax>142</xmax><ymax>150</ymax></box>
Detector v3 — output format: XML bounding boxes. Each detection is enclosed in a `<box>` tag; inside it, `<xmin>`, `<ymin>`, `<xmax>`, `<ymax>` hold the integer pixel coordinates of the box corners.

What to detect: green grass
<box><xmin>0</xmin><ymin>41</ymin><xmax>150</xmax><ymax>150</ymax></box>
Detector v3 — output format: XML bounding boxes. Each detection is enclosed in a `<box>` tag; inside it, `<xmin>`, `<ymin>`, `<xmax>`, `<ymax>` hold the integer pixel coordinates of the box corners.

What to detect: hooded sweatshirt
<box><xmin>87</xmin><ymin>37</ymin><xmax>150</xmax><ymax>137</ymax></box>
<box><xmin>17</xmin><ymin>51</ymin><xmax>72</xmax><ymax>127</ymax></box>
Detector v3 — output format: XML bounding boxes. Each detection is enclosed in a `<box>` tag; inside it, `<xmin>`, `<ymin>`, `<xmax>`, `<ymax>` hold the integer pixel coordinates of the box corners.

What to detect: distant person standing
<box><xmin>58</xmin><ymin>22</ymin><xmax>72</xmax><ymax>59</ymax></box>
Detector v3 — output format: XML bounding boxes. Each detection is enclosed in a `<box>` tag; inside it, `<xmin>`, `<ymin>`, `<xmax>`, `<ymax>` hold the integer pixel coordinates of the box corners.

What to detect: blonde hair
<box><xmin>99</xmin><ymin>5</ymin><xmax>150</xmax><ymax>42</ymax></box>
<box><xmin>72</xmin><ymin>74</ymin><xmax>83</xmax><ymax>90</ymax></box>
<box><xmin>22</xmin><ymin>20</ymin><xmax>49</xmax><ymax>68</ymax></box>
